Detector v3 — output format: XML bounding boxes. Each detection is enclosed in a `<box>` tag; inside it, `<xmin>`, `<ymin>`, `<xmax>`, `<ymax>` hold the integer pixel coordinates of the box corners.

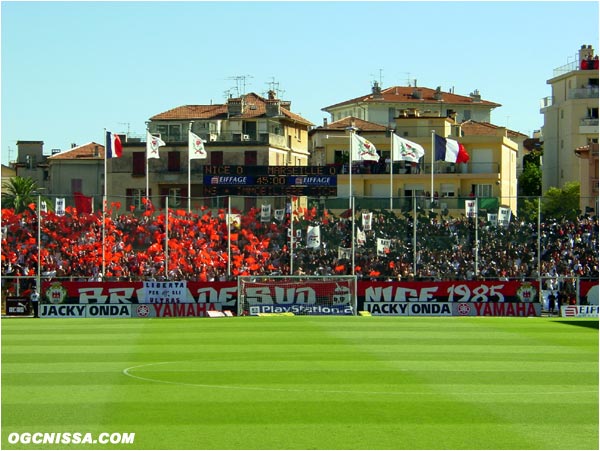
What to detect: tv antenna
<box><xmin>264</xmin><ymin>77</ymin><xmax>285</xmax><ymax>98</ymax></box>
<box><xmin>227</xmin><ymin>75</ymin><xmax>253</xmax><ymax>97</ymax></box>
<box><xmin>370</xmin><ymin>68</ymin><xmax>384</xmax><ymax>86</ymax></box>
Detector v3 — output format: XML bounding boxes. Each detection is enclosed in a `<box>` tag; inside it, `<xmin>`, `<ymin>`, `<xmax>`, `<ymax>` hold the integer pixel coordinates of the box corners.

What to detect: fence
<box><xmin>1</xmin><ymin>195</ymin><xmax>598</xmax><ymax>301</ymax></box>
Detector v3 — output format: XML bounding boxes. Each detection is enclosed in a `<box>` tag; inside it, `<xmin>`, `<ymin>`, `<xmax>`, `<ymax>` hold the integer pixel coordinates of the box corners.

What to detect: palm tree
<box><xmin>1</xmin><ymin>176</ymin><xmax>49</xmax><ymax>213</ymax></box>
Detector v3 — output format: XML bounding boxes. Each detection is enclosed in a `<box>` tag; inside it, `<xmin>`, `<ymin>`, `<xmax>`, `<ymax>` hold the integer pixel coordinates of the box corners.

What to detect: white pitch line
<box><xmin>121</xmin><ymin>361</ymin><xmax>599</xmax><ymax>397</ymax></box>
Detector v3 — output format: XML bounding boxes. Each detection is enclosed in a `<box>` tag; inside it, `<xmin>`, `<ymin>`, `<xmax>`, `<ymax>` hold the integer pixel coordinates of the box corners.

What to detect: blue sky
<box><xmin>2</xmin><ymin>1</ymin><xmax>599</xmax><ymax>165</ymax></box>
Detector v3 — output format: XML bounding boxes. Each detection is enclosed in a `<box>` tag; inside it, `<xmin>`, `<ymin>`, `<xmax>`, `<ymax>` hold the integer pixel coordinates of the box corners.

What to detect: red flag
<box><xmin>74</xmin><ymin>192</ymin><xmax>93</xmax><ymax>214</ymax></box>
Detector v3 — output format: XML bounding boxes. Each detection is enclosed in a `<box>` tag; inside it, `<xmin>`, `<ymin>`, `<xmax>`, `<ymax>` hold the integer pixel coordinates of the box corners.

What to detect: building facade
<box><xmin>575</xmin><ymin>142</ymin><xmax>599</xmax><ymax>214</ymax></box>
<box><xmin>540</xmin><ymin>44</ymin><xmax>599</xmax><ymax>193</ymax></box>
<box><xmin>108</xmin><ymin>91</ymin><xmax>314</xmax><ymax>212</ymax></box>
<box><xmin>309</xmin><ymin>113</ymin><xmax>518</xmax><ymax>215</ymax></box>
<box><xmin>46</xmin><ymin>142</ymin><xmax>105</xmax><ymax>209</ymax></box>
<box><xmin>321</xmin><ymin>82</ymin><xmax>501</xmax><ymax>127</ymax></box>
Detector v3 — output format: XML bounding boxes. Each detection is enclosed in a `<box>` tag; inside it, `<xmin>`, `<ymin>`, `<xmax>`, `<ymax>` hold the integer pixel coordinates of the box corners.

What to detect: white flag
<box><xmin>189</xmin><ymin>130</ymin><xmax>207</xmax><ymax>160</ymax></box>
<box><xmin>465</xmin><ymin>199</ymin><xmax>477</xmax><ymax>218</ymax></box>
<box><xmin>147</xmin><ymin>131</ymin><xmax>165</xmax><ymax>159</ymax></box>
<box><xmin>260</xmin><ymin>204</ymin><xmax>271</xmax><ymax>222</ymax></box>
<box><xmin>351</xmin><ymin>133</ymin><xmax>379</xmax><ymax>162</ymax></box>
<box><xmin>392</xmin><ymin>134</ymin><xmax>425</xmax><ymax>162</ymax></box>
<box><xmin>306</xmin><ymin>225</ymin><xmax>321</xmax><ymax>249</ymax></box>
<box><xmin>40</xmin><ymin>201</ymin><xmax>47</xmax><ymax>213</ymax></box>
<box><xmin>55</xmin><ymin>198</ymin><xmax>65</xmax><ymax>216</ymax></box>
<box><xmin>338</xmin><ymin>247</ymin><xmax>352</xmax><ymax>259</ymax></box>
<box><xmin>226</xmin><ymin>213</ymin><xmax>241</xmax><ymax>228</ymax></box>
<box><xmin>377</xmin><ymin>238</ymin><xmax>391</xmax><ymax>256</ymax></box>
<box><xmin>356</xmin><ymin>227</ymin><xmax>366</xmax><ymax>247</ymax></box>
<box><xmin>362</xmin><ymin>212</ymin><xmax>372</xmax><ymax>231</ymax></box>
<box><xmin>498</xmin><ymin>207</ymin><xmax>512</xmax><ymax>227</ymax></box>
<box><xmin>274</xmin><ymin>209</ymin><xmax>285</xmax><ymax>221</ymax></box>
<box><xmin>487</xmin><ymin>213</ymin><xmax>498</xmax><ymax>226</ymax></box>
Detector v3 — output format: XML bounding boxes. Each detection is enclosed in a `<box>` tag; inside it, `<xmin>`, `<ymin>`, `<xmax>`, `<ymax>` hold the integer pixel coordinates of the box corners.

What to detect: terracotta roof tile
<box><xmin>318</xmin><ymin>116</ymin><xmax>388</xmax><ymax>131</ymax></box>
<box><xmin>461</xmin><ymin>120</ymin><xmax>527</xmax><ymax>138</ymax></box>
<box><xmin>322</xmin><ymin>86</ymin><xmax>501</xmax><ymax>110</ymax></box>
<box><xmin>150</xmin><ymin>92</ymin><xmax>313</xmax><ymax>126</ymax></box>
<box><xmin>48</xmin><ymin>142</ymin><xmax>104</xmax><ymax>160</ymax></box>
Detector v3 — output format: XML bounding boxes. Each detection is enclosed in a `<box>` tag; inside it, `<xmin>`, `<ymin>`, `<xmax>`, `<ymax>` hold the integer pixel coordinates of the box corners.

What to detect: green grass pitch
<box><xmin>2</xmin><ymin>316</ymin><xmax>598</xmax><ymax>450</ymax></box>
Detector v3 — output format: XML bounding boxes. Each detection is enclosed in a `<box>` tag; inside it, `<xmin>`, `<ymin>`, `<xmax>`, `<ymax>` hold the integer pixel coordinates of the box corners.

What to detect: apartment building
<box><xmin>540</xmin><ymin>44</ymin><xmax>599</xmax><ymax>193</ymax></box>
<box><xmin>109</xmin><ymin>91</ymin><xmax>314</xmax><ymax>211</ymax></box>
<box><xmin>322</xmin><ymin>82</ymin><xmax>501</xmax><ymax>126</ymax></box>
<box><xmin>309</xmin><ymin>112</ymin><xmax>518</xmax><ymax>215</ymax></box>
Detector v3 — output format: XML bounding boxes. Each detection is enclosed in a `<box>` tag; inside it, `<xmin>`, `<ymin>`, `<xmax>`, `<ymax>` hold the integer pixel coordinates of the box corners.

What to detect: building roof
<box><xmin>150</xmin><ymin>92</ymin><xmax>314</xmax><ymax>126</ymax></box>
<box><xmin>315</xmin><ymin>116</ymin><xmax>388</xmax><ymax>132</ymax></box>
<box><xmin>460</xmin><ymin>120</ymin><xmax>528</xmax><ymax>139</ymax></box>
<box><xmin>47</xmin><ymin>142</ymin><xmax>104</xmax><ymax>160</ymax></box>
<box><xmin>322</xmin><ymin>85</ymin><xmax>501</xmax><ymax>111</ymax></box>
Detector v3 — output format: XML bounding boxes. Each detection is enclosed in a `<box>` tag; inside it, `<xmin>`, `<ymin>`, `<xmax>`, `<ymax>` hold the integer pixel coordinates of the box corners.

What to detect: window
<box><xmin>472</xmin><ymin>184</ymin><xmax>492</xmax><ymax>198</ymax></box>
<box><xmin>245</xmin><ymin>151</ymin><xmax>257</xmax><ymax>166</ymax></box>
<box><xmin>168</xmin><ymin>188</ymin><xmax>181</xmax><ymax>207</ymax></box>
<box><xmin>211</xmin><ymin>151</ymin><xmax>223</xmax><ymax>165</ymax></box>
<box><xmin>156</xmin><ymin>124</ymin><xmax>182</xmax><ymax>142</ymax></box>
<box><xmin>168</xmin><ymin>151</ymin><xmax>181</xmax><ymax>172</ymax></box>
<box><xmin>71</xmin><ymin>178</ymin><xmax>82</xmax><ymax>193</ymax></box>
<box><xmin>440</xmin><ymin>183</ymin><xmax>455</xmax><ymax>197</ymax></box>
<box><xmin>126</xmin><ymin>188</ymin><xmax>150</xmax><ymax>211</ymax></box>
<box><xmin>587</xmin><ymin>107</ymin><xmax>599</xmax><ymax>119</ymax></box>
<box><xmin>132</xmin><ymin>152</ymin><xmax>145</xmax><ymax>176</ymax></box>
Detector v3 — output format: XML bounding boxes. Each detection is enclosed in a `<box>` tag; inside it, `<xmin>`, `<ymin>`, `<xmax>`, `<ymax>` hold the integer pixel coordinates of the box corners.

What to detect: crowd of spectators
<box><xmin>1</xmin><ymin>202</ymin><xmax>598</xmax><ymax>286</ymax></box>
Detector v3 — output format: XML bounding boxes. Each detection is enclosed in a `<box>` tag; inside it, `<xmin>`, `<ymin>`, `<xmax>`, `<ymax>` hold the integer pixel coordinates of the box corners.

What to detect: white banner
<box><xmin>142</xmin><ymin>281</ymin><xmax>187</xmax><ymax>304</ymax></box>
<box><xmin>561</xmin><ymin>305</ymin><xmax>599</xmax><ymax>318</ymax></box>
<box><xmin>260</xmin><ymin>204</ymin><xmax>271</xmax><ymax>222</ymax></box>
<box><xmin>306</xmin><ymin>225</ymin><xmax>321</xmax><ymax>249</ymax></box>
<box><xmin>465</xmin><ymin>200</ymin><xmax>476</xmax><ymax>218</ymax></box>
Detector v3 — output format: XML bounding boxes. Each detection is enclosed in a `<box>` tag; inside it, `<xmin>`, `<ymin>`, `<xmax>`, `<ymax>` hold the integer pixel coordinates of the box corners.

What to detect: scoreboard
<box><xmin>200</xmin><ymin>166</ymin><xmax>338</xmax><ymax>196</ymax></box>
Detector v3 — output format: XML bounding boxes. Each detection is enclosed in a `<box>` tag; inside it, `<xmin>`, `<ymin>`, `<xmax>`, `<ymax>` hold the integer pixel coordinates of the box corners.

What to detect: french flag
<box><xmin>434</xmin><ymin>134</ymin><xmax>469</xmax><ymax>163</ymax></box>
<box><xmin>106</xmin><ymin>131</ymin><xmax>123</xmax><ymax>158</ymax></box>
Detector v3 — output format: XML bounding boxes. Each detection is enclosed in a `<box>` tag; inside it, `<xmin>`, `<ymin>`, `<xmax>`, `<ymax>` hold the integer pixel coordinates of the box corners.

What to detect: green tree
<box><xmin>1</xmin><ymin>176</ymin><xmax>49</xmax><ymax>213</ymax></box>
<box><xmin>518</xmin><ymin>162</ymin><xmax>542</xmax><ymax>197</ymax></box>
<box><xmin>542</xmin><ymin>181</ymin><xmax>581</xmax><ymax>221</ymax></box>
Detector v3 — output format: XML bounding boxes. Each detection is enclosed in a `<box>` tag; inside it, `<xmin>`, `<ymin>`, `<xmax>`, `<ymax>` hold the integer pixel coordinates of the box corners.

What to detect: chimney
<box><xmin>323</xmin><ymin>118</ymin><xmax>328</xmax><ymax>128</ymax></box>
<box><xmin>265</xmin><ymin>99</ymin><xmax>281</xmax><ymax>117</ymax></box>
<box><xmin>579</xmin><ymin>44</ymin><xmax>595</xmax><ymax>65</ymax></box>
<box><xmin>227</xmin><ymin>96</ymin><xmax>245</xmax><ymax>116</ymax></box>
<box><xmin>433</xmin><ymin>86</ymin><xmax>443</xmax><ymax>101</ymax></box>
<box><xmin>372</xmin><ymin>81</ymin><xmax>383</xmax><ymax>99</ymax></box>
<box><xmin>71</xmin><ymin>143</ymin><xmax>77</xmax><ymax>148</ymax></box>
<box><xmin>469</xmin><ymin>90</ymin><xmax>481</xmax><ymax>102</ymax></box>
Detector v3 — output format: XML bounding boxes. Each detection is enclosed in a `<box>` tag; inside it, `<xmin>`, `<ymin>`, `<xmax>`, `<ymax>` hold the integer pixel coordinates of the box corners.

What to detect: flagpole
<box><xmin>413</xmin><ymin>194</ymin><xmax>417</xmax><ymax>276</ymax></box>
<box><xmin>188</xmin><ymin>121</ymin><xmax>193</xmax><ymax>212</ymax></box>
<box><xmin>474</xmin><ymin>197</ymin><xmax>479</xmax><ymax>277</ymax></box>
<box><xmin>351</xmin><ymin>196</ymin><xmax>355</xmax><ymax>276</ymax></box>
<box><xmin>37</xmin><ymin>194</ymin><xmax>41</xmax><ymax>291</ymax></box>
<box><xmin>389</xmin><ymin>131</ymin><xmax>393</xmax><ymax>211</ymax></box>
<box><xmin>102</xmin><ymin>129</ymin><xmax>107</xmax><ymax>280</ymax></box>
<box><xmin>348</xmin><ymin>129</ymin><xmax>353</xmax><ymax>211</ymax></box>
<box><xmin>165</xmin><ymin>196</ymin><xmax>169</xmax><ymax>279</ymax></box>
<box><xmin>289</xmin><ymin>199</ymin><xmax>294</xmax><ymax>275</ymax></box>
<box><xmin>145</xmin><ymin>129</ymin><xmax>150</xmax><ymax>209</ymax></box>
<box><xmin>430</xmin><ymin>130</ymin><xmax>435</xmax><ymax>210</ymax></box>
<box><xmin>227</xmin><ymin>197</ymin><xmax>231</xmax><ymax>279</ymax></box>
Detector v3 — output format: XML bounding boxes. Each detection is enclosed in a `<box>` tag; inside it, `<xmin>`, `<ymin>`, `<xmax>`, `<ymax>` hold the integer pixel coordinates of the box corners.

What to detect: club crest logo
<box><xmin>45</xmin><ymin>282</ymin><xmax>67</xmax><ymax>304</ymax></box>
<box><xmin>516</xmin><ymin>283</ymin><xmax>537</xmax><ymax>303</ymax></box>
<box><xmin>136</xmin><ymin>305</ymin><xmax>151</xmax><ymax>317</ymax></box>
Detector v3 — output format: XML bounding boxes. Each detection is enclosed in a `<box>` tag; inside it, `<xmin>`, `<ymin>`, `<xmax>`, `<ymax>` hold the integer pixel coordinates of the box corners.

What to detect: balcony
<box><xmin>552</xmin><ymin>61</ymin><xmax>578</xmax><ymax>77</ymax></box>
<box><xmin>539</xmin><ymin>96</ymin><xmax>553</xmax><ymax>112</ymax></box>
<box><xmin>156</xmin><ymin>132</ymin><xmax>288</xmax><ymax>147</ymax></box>
<box><xmin>568</xmin><ymin>86</ymin><xmax>600</xmax><ymax>100</ymax></box>
<box><xmin>579</xmin><ymin>117</ymin><xmax>599</xmax><ymax>134</ymax></box>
